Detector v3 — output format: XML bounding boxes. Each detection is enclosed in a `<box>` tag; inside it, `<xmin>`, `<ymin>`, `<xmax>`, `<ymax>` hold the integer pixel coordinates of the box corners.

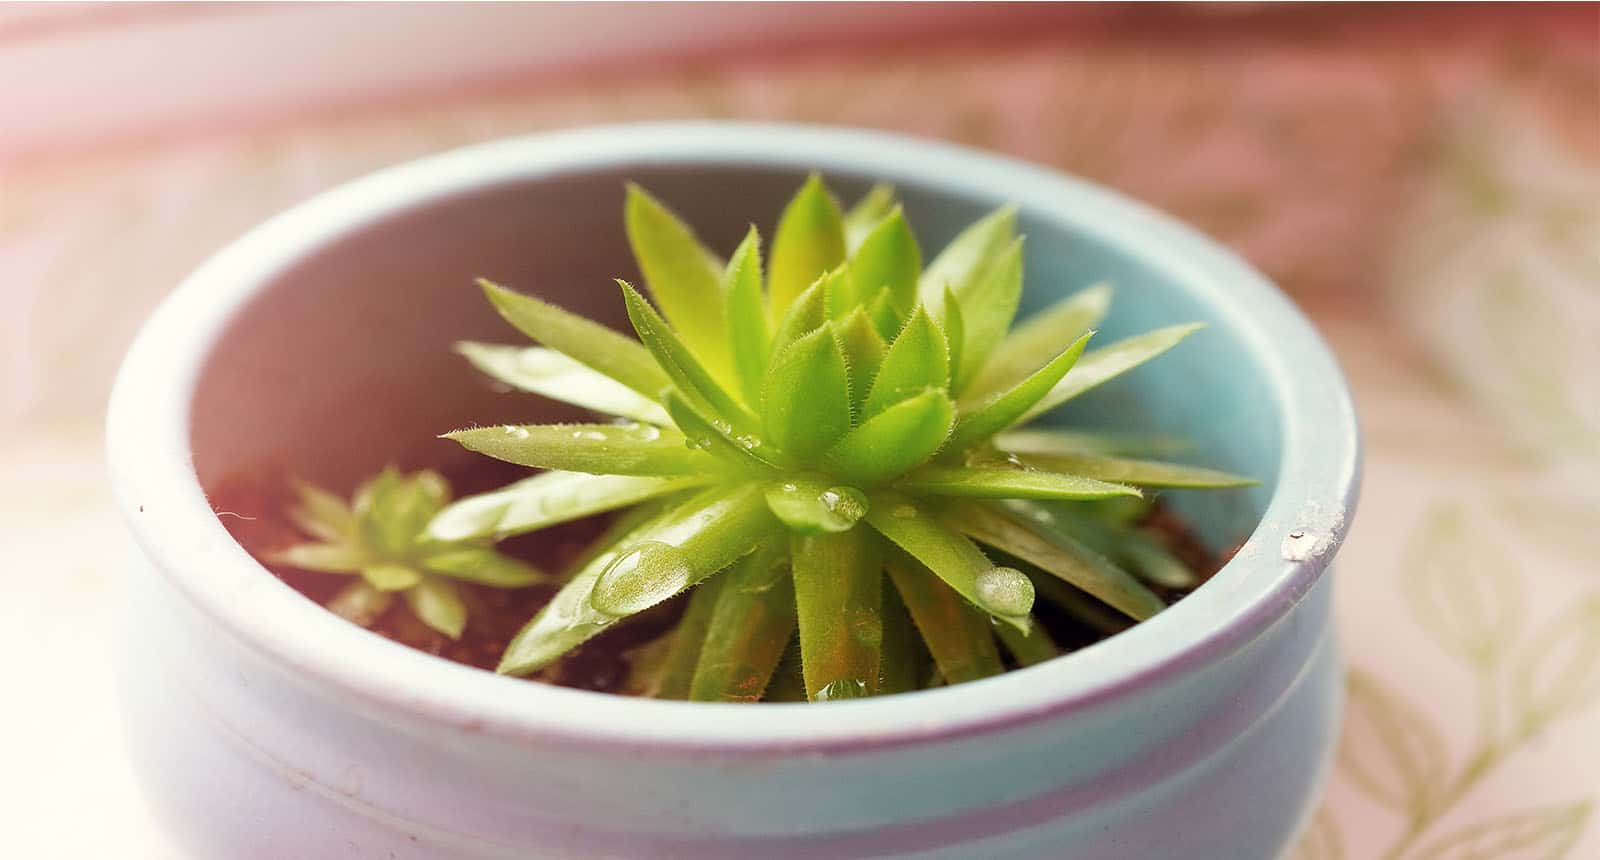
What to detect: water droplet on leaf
<box><xmin>620</xmin><ymin>422</ymin><xmax>661</xmax><ymax>442</ymax></box>
<box><xmin>820</xmin><ymin>486</ymin><xmax>867</xmax><ymax>522</ymax></box>
<box><xmin>816</xmin><ymin>679</ymin><xmax>869</xmax><ymax>701</ymax></box>
<box><xmin>974</xmin><ymin>566</ymin><xmax>1033</xmax><ymax>617</ymax></box>
<box><xmin>591</xmin><ymin>541</ymin><xmax>693</xmax><ymax>616</ymax></box>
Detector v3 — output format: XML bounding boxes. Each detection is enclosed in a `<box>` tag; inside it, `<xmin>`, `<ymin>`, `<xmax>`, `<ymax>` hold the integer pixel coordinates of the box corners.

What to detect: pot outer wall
<box><xmin>109</xmin><ymin>123</ymin><xmax>1360</xmax><ymax>859</ymax></box>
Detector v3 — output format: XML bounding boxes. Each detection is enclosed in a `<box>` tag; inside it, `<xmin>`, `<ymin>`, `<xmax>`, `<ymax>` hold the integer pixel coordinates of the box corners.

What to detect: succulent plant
<box><xmin>421</xmin><ymin>176</ymin><xmax>1251</xmax><ymax>702</ymax></box>
<box><xmin>273</xmin><ymin>467</ymin><xmax>549</xmax><ymax>638</ymax></box>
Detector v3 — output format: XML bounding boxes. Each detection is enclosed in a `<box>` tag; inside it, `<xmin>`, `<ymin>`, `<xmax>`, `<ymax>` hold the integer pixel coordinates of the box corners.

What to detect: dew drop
<box><xmin>621</xmin><ymin>422</ymin><xmax>661</xmax><ymax>442</ymax></box>
<box><xmin>974</xmin><ymin>566</ymin><xmax>1034</xmax><ymax>617</ymax></box>
<box><xmin>820</xmin><ymin>485</ymin><xmax>868</xmax><ymax>524</ymax></box>
<box><xmin>815</xmin><ymin>678</ymin><xmax>870</xmax><ymax>702</ymax></box>
<box><xmin>890</xmin><ymin>504</ymin><xmax>919</xmax><ymax>520</ymax></box>
<box><xmin>591</xmin><ymin>541</ymin><xmax>692</xmax><ymax>616</ymax></box>
<box><xmin>1280</xmin><ymin>529</ymin><xmax>1322</xmax><ymax>562</ymax></box>
<box><xmin>502</xmin><ymin>426</ymin><xmax>531</xmax><ymax>439</ymax></box>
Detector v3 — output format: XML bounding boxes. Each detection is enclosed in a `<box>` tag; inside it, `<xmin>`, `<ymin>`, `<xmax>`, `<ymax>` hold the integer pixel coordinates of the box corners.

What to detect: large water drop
<box><xmin>591</xmin><ymin>541</ymin><xmax>693</xmax><ymax>616</ymax></box>
<box><xmin>973</xmin><ymin>566</ymin><xmax>1034</xmax><ymax>617</ymax></box>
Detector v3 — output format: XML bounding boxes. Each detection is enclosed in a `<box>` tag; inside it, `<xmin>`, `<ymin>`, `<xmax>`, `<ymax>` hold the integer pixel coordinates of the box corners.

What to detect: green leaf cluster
<box><xmin>273</xmin><ymin>468</ymin><xmax>550</xmax><ymax>639</ymax></box>
<box><xmin>318</xmin><ymin>178</ymin><xmax>1252</xmax><ymax>701</ymax></box>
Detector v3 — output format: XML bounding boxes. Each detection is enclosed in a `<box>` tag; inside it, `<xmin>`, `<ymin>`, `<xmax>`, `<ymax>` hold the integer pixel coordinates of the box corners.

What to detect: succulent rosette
<box><xmin>390</xmin><ymin>177</ymin><xmax>1249</xmax><ymax>701</ymax></box>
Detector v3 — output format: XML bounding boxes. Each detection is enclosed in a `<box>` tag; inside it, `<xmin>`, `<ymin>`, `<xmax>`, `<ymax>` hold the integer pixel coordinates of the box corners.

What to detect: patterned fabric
<box><xmin>3</xmin><ymin>8</ymin><xmax>1594</xmax><ymax>857</ymax></box>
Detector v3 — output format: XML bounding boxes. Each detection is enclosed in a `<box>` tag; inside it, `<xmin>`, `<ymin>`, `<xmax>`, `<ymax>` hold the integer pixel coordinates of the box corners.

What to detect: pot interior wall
<box><xmin>190</xmin><ymin>160</ymin><xmax>1279</xmax><ymax>552</ymax></box>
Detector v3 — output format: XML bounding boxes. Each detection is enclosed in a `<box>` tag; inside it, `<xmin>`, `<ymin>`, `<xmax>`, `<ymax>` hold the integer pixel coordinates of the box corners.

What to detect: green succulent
<box><xmin>273</xmin><ymin>467</ymin><xmax>549</xmax><ymax>638</ymax></box>
<box><xmin>423</xmin><ymin>176</ymin><xmax>1251</xmax><ymax>702</ymax></box>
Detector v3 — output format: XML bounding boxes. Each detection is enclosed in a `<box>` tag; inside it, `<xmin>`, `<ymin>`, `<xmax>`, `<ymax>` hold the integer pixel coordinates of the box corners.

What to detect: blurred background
<box><xmin>2</xmin><ymin>3</ymin><xmax>1596</xmax><ymax>857</ymax></box>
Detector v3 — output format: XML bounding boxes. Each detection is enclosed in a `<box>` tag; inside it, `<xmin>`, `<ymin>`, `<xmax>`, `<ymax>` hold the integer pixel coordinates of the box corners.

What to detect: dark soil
<box><xmin>211</xmin><ymin>458</ymin><xmax>1226</xmax><ymax>696</ymax></box>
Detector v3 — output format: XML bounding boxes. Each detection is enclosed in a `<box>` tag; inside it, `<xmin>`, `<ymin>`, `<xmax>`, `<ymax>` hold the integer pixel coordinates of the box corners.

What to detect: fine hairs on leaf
<box><xmin>288</xmin><ymin>176</ymin><xmax>1249</xmax><ymax>703</ymax></box>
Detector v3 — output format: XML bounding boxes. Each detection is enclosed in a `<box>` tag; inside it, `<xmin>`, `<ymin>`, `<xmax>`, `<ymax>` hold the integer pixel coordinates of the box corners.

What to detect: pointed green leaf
<box><xmin>849</xmin><ymin>206</ymin><xmax>922</xmax><ymax>317</ymax></box>
<box><xmin>443</xmin><ymin>423</ymin><xmax>714</xmax><ymax>476</ymax></box>
<box><xmin>964</xmin><ymin>500</ymin><xmax>1166</xmax><ymax>620</ymax></box>
<box><xmin>624</xmin><ymin>184</ymin><xmax>731</xmax><ymax>379</ymax></box>
<box><xmin>690</xmin><ymin>543</ymin><xmax>797</xmax><ymax>702</ymax></box>
<box><xmin>764</xmin><ymin>477</ymin><xmax>868</xmax><ymax>535</ymax></box>
<box><xmin>655</xmin><ymin>573</ymin><xmax>726</xmax><ymax>700</ymax></box>
<box><xmin>498</xmin><ymin>509</ymin><xmax>674</xmax><ymax>676</ymax></box>
<box><xmin>356</xmin><ymin>469</ymin><xmax>444</xmax><ymax>557</ymax></box>
<box><xmin>885</xmin><ymin>555</ymin><xmax>1005</xmax><ymax>684</ymax></box>
<box><xmin>843</xmin><ymin>183</ymin><xmax>897</xmax><ymax>250</ymax></box>
<box><xmin>362</xmin><ymin>563</ymin><xmax>422</xmax><ymax>592</ymax></box>
<box><xmin>620</xmin><ymin>280</ymin><xmax>757</xmax><ymax>431</ymax></box>
<box><xmin>835</xmin><ymin>308</ymin><xmax>886</xmax><ymax>415</ymax></box>
<box><xmin>768</xmin><ymin>174</ymin><xmax>848</xmax><ymax>323</ymax></box>
<box><xmin>479</xmin><ymin>279</ymin><xmax>670</xmax><ymax>400</ymax></box>
<box><xmin>413</xmin><ymin>470</ymin><xmax>450</xmax><ymax>507</ymax></box>
<box><xmin>792</xmin><ymin>528</ymin><xmax>883</xmax><ymax>700</ymax></box>
<box><xmin>827</xmin><ymin>389</ymin><xmax>954</xmax><ymax>485</ymax></box>
<box><xmin>288</xmin><ymin>479</ymin><xmax>355</xmax><ymax>543</ymax></box>
<box><xmin>1046</xmin><ymin>506</ymin><xmax>1200</xmax><ymax>590</ymax></box>
<box><xmin>589</xmin><ymin>485</ymin><xmax>775</xmax><ymax>616</ymax></box>
<box><xmin>968</xmin><ymin>283</ymin><xmax>1111</xmax><ymax>398</ymax></box>
<box><xmin>419</xmin><ymin>547</ymin><xmax>549</xmax><ymax>587</ymax></box>
<box><xmin>723</xmin><ymin>226</ymin><xmax>770</xmax><ymax>407</ymax></box>
<box><xmin>821</xmin><ymin>265</ymin><xmax>862</xmax><ymax>321</ymax></box>
<box><xmin>877</xmin><ymin>579</ymin><xmax>925</xmax><ymax>695</ymax></box>
<box><xmin>763</xmin><ymin>637</ymin><xmax>809</xmax><ymax>702</ymax></box>
<box><xmin>324</xmin><ymin>581</ymin><xmax>393</xmax><ymax>628</ymax></box>
<box><xmin>660</xmin><ymin>389</ymin><xmax>784</xmax><ymax>471</ymax></box>
<box><xmin>770</xmin><ymin>276</ymin><xmax>827</xmax><ymax>354</ymax></box>
<box><xmin>918</xmin><ymin>205</ymin><xmax>1017</xmax><ymax>310</ymax></box>
<box><xmin>455</xmin><ymin>342</ymin><xmax>672</xmax><ymax>425</ymax></box>
<box><xmin>865</xmin><ymin>491</ymin><xmax>1032</xmax><ymax>628</ymax></box>
<box><xmin>1117</xmin><ymin>532</ymin><xmax>1200</xmax><ymax>590</ymax></box>
<box><xmin>897</xmin><ymin>464</ymin><xmax>1140</xmax><ymax>500</ymax></box>
<box><xmin>867</xmin><ymin>289</ymin><xmax>903</xmax><ymax>342</ymax></box>
<box><xmin>1020</xmin><ymin>323</ymin><xmax>1206</xmax><ymax>423</ymax></box>
<box><xmin>949</xmin><ymin>332</ymin><xmax>1093</xmax><ymax>452</ymax></box>
<box><xmin>951</xmin><ymin>237</ymin><xmax>1024</xmax><ymax>393</ymax></box>
<box><xmin>863</xmin><ymin>306</ymin><xmax>949</xmax><ymax>417</ymax></box>
<box><xmin>995</xmin><ymin>428</ymin><xmax>1191</xmax><ymax>458</ymax></box>
<box><xmin>427</xmin><ymin>471</ymin><xmax>702</xmax><ymax>541</ymax></box>
<box><xmin>271</xmin><ymin>543</ymin><xmax>363</xmax><ymax>573</ymax></box>
<box><xmin>1014</xmin><ymin>452</ymin><xmax>1255</xmax><ymax>488</ymax></box>
<box><xmin>942</xmin><ymin>285</ymin><xmax>965</xmax><ymax>389</ymax></box>
<box><xmin>996</xmin><ymin>615</ymin><xmax>1059</xmax><ymax>666</ymax></box>
<box><xmin>761</xmin><ymin>323</ymin><xmax>853</xmax><ymax>460</ymax></box>
<box><xmin>404</xmin><ymin>577</ymin><xmax>467</xmax><ymax>639</ymax></box>
<box><xmin>1027</xmin><ymin>568</ymin><xmax>1133</xmax><ymax>636</ymax></box>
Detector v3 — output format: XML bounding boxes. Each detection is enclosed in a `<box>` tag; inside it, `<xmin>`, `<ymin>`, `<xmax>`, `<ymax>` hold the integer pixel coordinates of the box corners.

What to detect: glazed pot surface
<box><xmin>108</xmin><ymin>123</ymin><xmax>1359</xmax><ymax>858</ymax></box>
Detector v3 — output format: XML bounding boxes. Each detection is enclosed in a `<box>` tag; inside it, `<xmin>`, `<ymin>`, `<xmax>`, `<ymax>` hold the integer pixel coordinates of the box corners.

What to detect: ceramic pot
<box><xmin>108</xmin><ymin>122</ymin><xmax>1360</xmax><ymax>859</ymax></box>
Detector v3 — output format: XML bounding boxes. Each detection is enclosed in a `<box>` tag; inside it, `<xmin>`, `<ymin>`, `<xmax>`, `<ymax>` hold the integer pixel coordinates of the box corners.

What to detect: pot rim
<box><xmin>107</xmin><ymin>121</ymin><xmax>1360</xmax><ymax>752</ymax></box>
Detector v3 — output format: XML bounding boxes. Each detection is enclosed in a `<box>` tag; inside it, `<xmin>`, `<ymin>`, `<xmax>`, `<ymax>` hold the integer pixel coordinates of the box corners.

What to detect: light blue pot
<box><xmin>108</xmin><ymin>122</ymin><xmax>1360</xmax><ymax>859</ymax></box>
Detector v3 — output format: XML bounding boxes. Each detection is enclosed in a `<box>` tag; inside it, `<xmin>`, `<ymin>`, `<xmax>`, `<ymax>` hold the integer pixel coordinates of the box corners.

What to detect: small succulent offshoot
<box><xmin>273</xmin><ymin>467</ymin><xmax>550</xmax><ymax>639</ymax></box>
